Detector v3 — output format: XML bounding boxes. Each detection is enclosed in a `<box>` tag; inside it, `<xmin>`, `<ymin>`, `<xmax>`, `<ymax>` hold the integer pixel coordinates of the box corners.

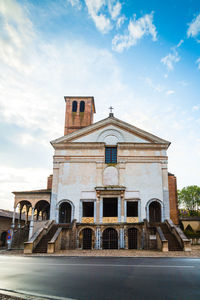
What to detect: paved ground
<box><xmin>0</xmin><ymin>256</ymin><xmax>200</xmax><ymax>300</ymax></box>
<box><xmin>1</xmin><ymin>245</ymin><xmax>200</xmax><ymax>257</ymax></box>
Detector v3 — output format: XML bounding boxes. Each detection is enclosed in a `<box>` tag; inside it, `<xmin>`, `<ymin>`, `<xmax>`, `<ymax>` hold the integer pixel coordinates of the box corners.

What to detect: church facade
<box><xmin>12</xmin><ymin>96</ymin><xmax>184</xmax><ymax>252</ymax></box>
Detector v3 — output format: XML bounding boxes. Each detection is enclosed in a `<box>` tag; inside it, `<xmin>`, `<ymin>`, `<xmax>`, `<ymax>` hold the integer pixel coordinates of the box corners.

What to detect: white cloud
<box><xmin>177</xmin><ymin>39</ymin><xmax>184</xmax><ymax>48</ymax></box>
<box><xmin>108</xmin><ymin>0</ymin><xmax>121</xmax><ymax>20</ymax></box>
<box><xmin>196</xmin><ymin>57</ymin><xmax>200</xmax><ymax>69</ymax></box>
<box><xmin>187</xmin><ymin>13</ymin><xmax>200</xmax><ymax>38</ymax></box>
<box><xmin>0</xmin><ymin>0</ymin><xmax>35</xmax><ymax>72</ymax></box>
<box><xmin>161</xmin><ymin>49</ymin><xmax>180</xmax><ymax>71</ymax></box>
<box><xmin>85</xmin><ymin>0</ymin><xmax>112</xmax><ymax>33</ymax></box>
<box><xmin>116</xmin><ymin>15</ymin><xmax>126</xmax><ymax>29</ymax></box>
<box><xmin>145</xmin><ymin>77</ymin><xmax>164</xmax><ymax>93</ymax></box>
<box><xmin>161</xmin><ymin>40</ymin><xmax>183</xmax><ymax>71</ymax></box>
<box><xmin>68</xmin><ymin>0</ymin><xmax>82</xmax><ymax>10</ymax></box>
<box><xmin>192</xmin><ymin>105</ymin><xmax>199</xmax><ymax>111</ymax></box>
<box><xmin>112</xmin><ymin>12</ymin><xmax>157</xmax><ymax>52</ymax></box>
<box><xmin>166</xmin><ymin>90</ymin><xmax>175</xmax><ymax>96</ymax></box>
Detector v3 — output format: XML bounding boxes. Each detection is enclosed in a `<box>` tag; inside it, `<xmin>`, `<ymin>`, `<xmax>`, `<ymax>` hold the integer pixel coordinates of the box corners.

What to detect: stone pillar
<box><xmin>8</xmin><ymin>207</ymin><xmax>16</xmax><ymax>250</ymax></box>
<box><xmin>96</xmin><ymin>192</ymin><xmax>100</xmax><ymax>223</ymax></box>
<box><xmin>94</xmin><ymin>200</ymin><xmax>96</xmax><ymax>223</ymax></box>
<box><xmin>121</xmin><ymin>192</ymin><xmax>124</xmax><ymax>222</ymax></box>
<box><xmin>138</xmin><ymin>200</ymin><xmax>142</xmax><ymax>222</ymax></box>
<box><xmin>18</xmin><ymin>204</ymin><xmax>22</xmax><ymax>229</ymax></box>
<box><xmin>118</xmin><ymin>196</ymin><xmax>121</xmax><ymax>222</ymax></box>
<box><xmin>11</xmin><ymin>207</ymin><xmax>16</xmax><ymax>229</ymax></box>
<box><xmin>100</xmin><ymin>198</ymin><xmax>103</xmax><ymax>223</ymax></box>
<box><xmin>124</xmin><ymin>200</ymin><xmax>127</xmax><ymax>223</ymax></box>
<box><xmin>79</xmin><ymin>201</ymin><xmax>83</xmax><ymax>223</ymax></box>
<box><xmin>119</xmin><ymin>227</ymin><xmax>124</xmax><ymax>249</ymax></box>
<box><xmin>162</xmin><ymin>162</ymin><xmax>170</xmax><ymax>221</ymax></box>
<box><xmin>95</xmin><ymin>226</ymin><xmax>101</xmax><ymax>249</ymax></box>
<box><xmin>28</xmin><ymin>207</ymin><xmax>35</xmax><ymax>240</ymax></box>
<box><xmin>50</xmin><ymin>162</ymin><xmax>59</xmax><ymax>222</ymax></box>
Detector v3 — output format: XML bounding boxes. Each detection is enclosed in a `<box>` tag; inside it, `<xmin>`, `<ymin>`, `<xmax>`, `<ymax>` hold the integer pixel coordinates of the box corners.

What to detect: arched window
<box><xmin>80</xmin><ymin>101</ymin><xmax>85</xmax><ymax>112</ymax></box>
<box><xmin>72</xmin><ymin>101</ymin><xmax>77</xmax><ymax>112</ymax></box>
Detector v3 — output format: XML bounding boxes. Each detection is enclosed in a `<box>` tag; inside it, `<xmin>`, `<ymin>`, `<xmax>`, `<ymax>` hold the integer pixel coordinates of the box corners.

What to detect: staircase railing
<box><xmin>165</xmin><ymin>219</ymin><xmax>191</xmax><ymax>252</ymax></box>
<box><xmin>24</xmin><ymin>220</ymin><xmax>54</xmax><ymax>254</ymax></box>
<box><xmin>47</xmin><ymin>227</ymin><xmax>62</xmax><ymax>253</ymax></box>
<box><xmin>156</xmin><ymin>227</ymin><xmax>168</xmax><ymax>252</ymax></box>
<box><xmin>10</xmin><ymin>224</ymin><xmax>29</xmax><ymax>249</ymax></box>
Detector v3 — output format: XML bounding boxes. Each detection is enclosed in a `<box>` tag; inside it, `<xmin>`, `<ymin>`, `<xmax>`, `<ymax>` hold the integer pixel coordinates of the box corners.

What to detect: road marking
<box><xmin>0</xmin><ymin>262</ymin><xmax>195</xmax><ymax>268</ymax></box>
<box><xmin>0</xmin><ymin>288</ymin><xmax>77</xmax><ymax>300</ymax></box>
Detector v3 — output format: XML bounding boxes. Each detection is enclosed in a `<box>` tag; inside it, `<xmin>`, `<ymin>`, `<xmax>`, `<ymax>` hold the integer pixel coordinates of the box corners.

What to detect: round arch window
<box><xmin>80</xmin><ymin>101</ymin><xmax>85</xmax><ymax>112</ymax></box>
<box><xmin>72</xmin><ymin>101</ymin><xmax>77</xmax><ymax>112</ymax></box>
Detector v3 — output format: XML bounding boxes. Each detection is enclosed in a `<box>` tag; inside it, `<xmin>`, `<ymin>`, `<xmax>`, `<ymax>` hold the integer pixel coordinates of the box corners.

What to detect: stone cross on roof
<box><xmin>109</xmin><ymin>106</ymin><xmax>114</xmax><ymax>117</ymax></box>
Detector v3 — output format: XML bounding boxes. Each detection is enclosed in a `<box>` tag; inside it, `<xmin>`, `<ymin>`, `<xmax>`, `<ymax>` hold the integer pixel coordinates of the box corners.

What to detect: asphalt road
<box><xmin>0</xmin><ymin>256</ymin><xmax>200</xmax><ymax>300</ymax></box>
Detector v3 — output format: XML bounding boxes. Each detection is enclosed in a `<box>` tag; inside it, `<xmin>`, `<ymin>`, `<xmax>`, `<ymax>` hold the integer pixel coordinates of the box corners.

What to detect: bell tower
<box><xmin>64</xmin><ymin>96</ymin><xmax>96</xmax><ymax>135</ymax></box>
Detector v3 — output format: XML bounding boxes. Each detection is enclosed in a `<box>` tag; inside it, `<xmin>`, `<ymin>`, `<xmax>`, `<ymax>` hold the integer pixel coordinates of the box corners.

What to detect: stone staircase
<box><xmin>11</xmin><ymin>224</ymin><xmax>29</xmax><ymax>249</ymax></box>
<box><xmin>33</xmin><ymin>225</ymin><xmax>58</xmax><ymax>253</ymax></box>
<box><xmin>159</xmin><ymin>223</ymin><xmax>182</xmax><ymax>251</ymax></box>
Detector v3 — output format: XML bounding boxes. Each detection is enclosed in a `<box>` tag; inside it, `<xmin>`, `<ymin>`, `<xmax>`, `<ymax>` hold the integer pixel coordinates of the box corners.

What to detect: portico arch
<box><xmin>34</xmin><ymin>200</ymin><xmax>50</xmax><ymax>221</ymax></box>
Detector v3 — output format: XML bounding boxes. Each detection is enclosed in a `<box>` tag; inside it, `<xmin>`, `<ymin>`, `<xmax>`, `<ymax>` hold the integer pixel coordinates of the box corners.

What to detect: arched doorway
<box><xmin>59</xmin><ymin>202</ymin><xmax>71</xmax><ymax>223</ymax></box>
<box><xmin>81</xmin><ymin>228</ymin><xmax>93</xmax><ymax>249</ymax></box>
<box><xmin>128</xmin><ymin>228</ymin><xmax>138</xmax><ymax>249</ymax></box>
<box><xmin>102</xmin><ymin>228</ymin><xmax>118</xmax><ymax>249</ymax></box>
<box><xmin>149</xmin><ymin>201</ymin><xmax>161</xmax><ymax>223</ymax></box>
<box><xmin>0</xmin><ymin>231</ymin><xmax>7</xmax><ymax>247</ymax></box>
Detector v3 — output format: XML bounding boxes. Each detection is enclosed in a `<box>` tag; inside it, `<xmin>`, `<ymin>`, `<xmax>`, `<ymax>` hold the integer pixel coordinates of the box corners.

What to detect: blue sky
<box><xmin>0</xmin><ymin>0</ymin><xmax>200</xmax><ymax>210</ymax></box>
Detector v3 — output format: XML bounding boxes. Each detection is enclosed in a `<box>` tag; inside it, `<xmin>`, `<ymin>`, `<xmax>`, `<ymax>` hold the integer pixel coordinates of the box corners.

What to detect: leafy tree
<box><xmin>178</xmin><ymin>185</ymin><xmax>200</xmax><ymax>211</ymax></box>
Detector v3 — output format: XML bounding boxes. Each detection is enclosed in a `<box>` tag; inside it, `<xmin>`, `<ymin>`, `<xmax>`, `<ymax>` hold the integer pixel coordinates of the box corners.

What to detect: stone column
<box><xmin>96</xmin><ymin>192</ymin><xmax>100</xmax><ymax>223</ymax></box>
<box><xmin>162</xmin><ymin>162</ymin><xmax>170</xmax><ymax>221</ymax></box>
<box><xmin>95</xmin><ymin>226</ymin><xmax>101</xmax><ymax>249</ymax></box>
<box><xmin>28</xmin><ymin>207</ymin><xmax>35</xmax><ymax>240</ymax></box>
<box><xmin>8</xmin><ymin>207</ymin><xmax>16</xmax><ymax>250</ymax></box>
<box><xmin>18</xmin><ymin>204</ymin><xmax>22</xmax><ymax>229</ymax></box>
<box><xmin>124</xmin><ymin>200</ymin><xmax>127</xmax><ymax>223</ymax></box>
<box><xmin>79</xmin><ymin>201</ymin><xmax>83</xmax><ymax>223</ymax></box>
<box><xmin>119</xmin><ymin>227</ymin><xmax>124</xmax><ymax>249</ymax></box>
<box><xmin>138</xmin><ymin>200</ymin><xmax>141</xmax><ymax>222</ymax></box>
<box><xmin>11</xmin><ymin>207</ymin><xmax>16</xmax><ymax>229</ymax></box>
<box><xmin>50</xmin><ymin>162</ymin><xmax>60</xmax><ymax>221</ymax></box>
<box><xmin>94</xmin><ymin>200</ymin><xmax>96</xmax><ymax>223</ymax></box>
<box><xmin>100</xmin><ymin>197</ymin><xmax>103</xmax><ymax>223</ymax></box>
<box><xmin>118</xmin><ymin>196</ymin><xmax>121</xmax><ymax>222</ymax></box>
<box><xmin>121</xmin><ymin>192</ymin><xmax>124</xmax><ymax>222</ymax></box>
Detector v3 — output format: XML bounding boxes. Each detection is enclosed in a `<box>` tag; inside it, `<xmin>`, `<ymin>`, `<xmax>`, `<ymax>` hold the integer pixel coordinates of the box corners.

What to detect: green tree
<box><xmin>178</xmin><ymin>185</ymin><xmax>200</xmax><ymax>211</ymax></box>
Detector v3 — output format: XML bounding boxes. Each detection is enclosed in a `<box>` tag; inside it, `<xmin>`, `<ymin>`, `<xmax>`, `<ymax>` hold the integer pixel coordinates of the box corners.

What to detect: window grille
<box><xmin>105</xmin><ymin>147</ymin><xmax>117</xmax><ymax>164</ymax></box>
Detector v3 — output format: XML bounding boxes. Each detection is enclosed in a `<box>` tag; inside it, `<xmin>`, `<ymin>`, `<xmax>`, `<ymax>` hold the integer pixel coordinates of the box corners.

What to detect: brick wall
<box><xmin>64</xmin><ymin>97</ymin><xmax>95</xmax><ymax>135</ymax></box>
<box><xmin>168</xmin><ymin>173</ymin><xmax>179</xmax><ymax>225</ymax></box>
<box><xmin>47</xmin><ymin>174</ymin><xmax>53</xmax><ymax>189</ymax></box>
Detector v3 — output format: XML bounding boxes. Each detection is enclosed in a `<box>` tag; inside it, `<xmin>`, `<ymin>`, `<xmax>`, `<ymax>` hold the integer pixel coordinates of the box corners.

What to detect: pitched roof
<box><xmin>0</xmin><ymin>209</ymin><xmax>26</xmax><ymax>220</ymax></box>
<box><xmin>51</xmin><ymin>115</ymin><xmax>170</xmax><ymax>147</ymax></box>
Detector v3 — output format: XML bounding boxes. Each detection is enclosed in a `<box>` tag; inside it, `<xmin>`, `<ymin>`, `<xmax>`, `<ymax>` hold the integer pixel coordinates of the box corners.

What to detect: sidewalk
<box><xmin>1</xmin><ymin>246</ymin><xmax>200</xmax><ymax>257</ymax></box>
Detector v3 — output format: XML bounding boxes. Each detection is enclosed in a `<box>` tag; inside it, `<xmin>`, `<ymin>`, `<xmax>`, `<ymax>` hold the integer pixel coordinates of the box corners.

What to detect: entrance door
<box><xmin>149</xmin><ymin>201</ymin><xmax>161</xmax><ymax>223</ymax></box>
<box><xmin>0</xmin><ymin>232</ymin><xmax>7</xmax><ymax>247</ymax></box>
<box><xmin>128</xmin><ymin>228</ymin><xmax>138</xmax><ymax>249</ymax></box>
<box><xmin>82</xmin><ymin>228</ymin><xmax>92</xmax><ymax>249</ymax></box>
<box><xmin>103</xmin><ymin>228</ymin><xmax>118</xmax><ymax>249</ymax></box>
<box><xmin>59</xmin><ymin>202</ymin><xmax>71</xmax><ymax>223</ymax></box>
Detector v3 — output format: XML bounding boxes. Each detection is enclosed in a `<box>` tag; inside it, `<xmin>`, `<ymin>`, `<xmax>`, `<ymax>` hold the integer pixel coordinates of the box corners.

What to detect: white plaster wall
<box><xmin>121</xmin><ymin>162</ymin><xmax>163</xmax><ymax>220</ymax></box>
<box><xmin>73</xmin><ymin>125</ymin><xmax>149</xmax><ymax>143</ymax></box>
<box><xmin>56</xmin><ymin>162</ymin><xmax>99</xmax><ymax>221</ymax></box>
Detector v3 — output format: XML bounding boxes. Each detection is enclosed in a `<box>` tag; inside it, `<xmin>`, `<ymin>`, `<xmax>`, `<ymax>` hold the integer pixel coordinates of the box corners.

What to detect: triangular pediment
<box><xmin>51</xmin><ymin>116</ymin><xmax>170</xmax><ymax>147</ymax></box>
